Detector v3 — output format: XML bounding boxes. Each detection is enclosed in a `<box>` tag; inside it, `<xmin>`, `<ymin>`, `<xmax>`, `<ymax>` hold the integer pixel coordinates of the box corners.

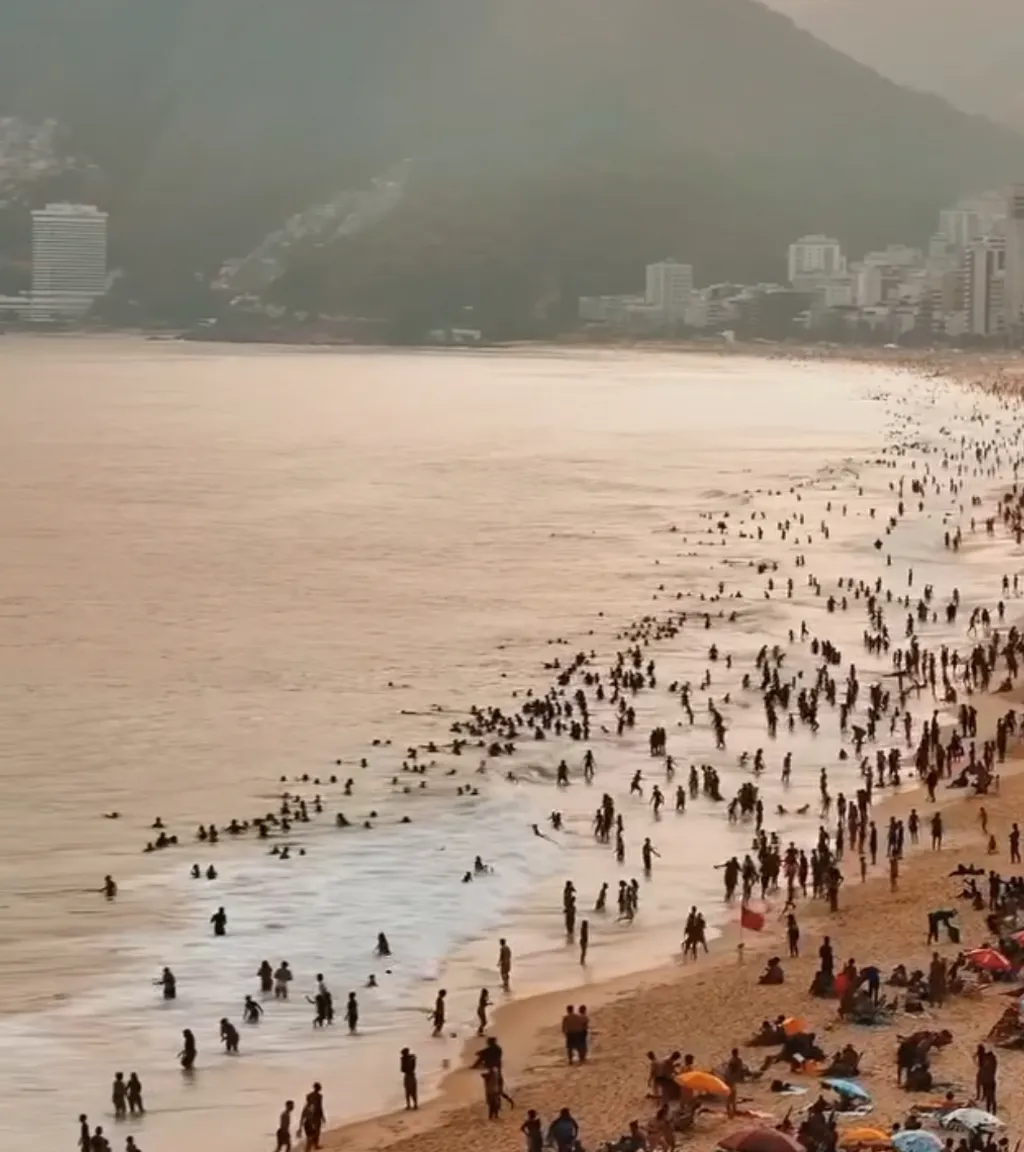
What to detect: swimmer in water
<box><xmin>243</xmin><ymin>995</ymin><xmax>263</xmax><ymax>1024</ymax></box>
<box><xmin>375</xmin><ymin>932</ymin><xmax>391</xmax><ymax>957</ymax></box>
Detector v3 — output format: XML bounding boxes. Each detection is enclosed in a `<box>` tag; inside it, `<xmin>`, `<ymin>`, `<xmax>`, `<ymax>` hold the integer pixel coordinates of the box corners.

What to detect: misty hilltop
<box><xmin>1</xmin><ymin>0</ymin><xmax>1023</xmax><ymax>324</ymax></box>
<box><xmin>765</xmin><ymin>0</ymin><xmax>1024</xmax><ymax>131</ymax></box>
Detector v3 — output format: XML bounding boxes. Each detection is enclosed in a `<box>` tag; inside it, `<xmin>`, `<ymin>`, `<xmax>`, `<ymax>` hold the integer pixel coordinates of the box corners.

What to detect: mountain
<box><xmin>764</xmin><ymin>0</ymin><xmax>1024</xmax><ymax>130</ymax></box>
<box><xmin>1</xmin><ymin>0</ymin><xmax>1023</xmax><ymax>325</ymax></box>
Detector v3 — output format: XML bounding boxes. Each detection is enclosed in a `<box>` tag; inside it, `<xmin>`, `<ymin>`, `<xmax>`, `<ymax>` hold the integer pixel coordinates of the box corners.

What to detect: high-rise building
<box><xmin>1003</xmin><ymin>183</ymin><xmax>1024</xmax><ymax>338</ymax></box>
<box><xmin>31</xmin><ymin>203</ymin><xmax>108</xmax><ymax>322</ymax></box>
<box><xmin>645</xmin><ymin>259</ymin><xmax>694</xmax><ymax>321</ymax></box>
<box><xmin>964</xmin><ymin>233</ymin><xmax>1006</xmax><ymax>337</ymax></box>
<box><xmin>938</xmin><ymin>208</ymin><xmax>982</xmax><ymax>251</ymax></box>
<box><xmin>787</xmin><ymin>235</ymin><xmax>845</xmax><ymax>284</ymax></box>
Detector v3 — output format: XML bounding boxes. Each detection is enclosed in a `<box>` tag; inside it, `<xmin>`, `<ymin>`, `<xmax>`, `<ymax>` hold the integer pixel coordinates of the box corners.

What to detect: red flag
<box><xmin>740</xmin><ymin>905</ymin><xmax>765</xmax><ymax>932</ymax></box>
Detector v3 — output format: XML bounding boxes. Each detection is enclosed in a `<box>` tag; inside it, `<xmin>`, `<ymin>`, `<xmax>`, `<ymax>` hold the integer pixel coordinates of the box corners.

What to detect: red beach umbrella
<box><xmin>720</xmin><ymin>1127</ymin><xmax>805</xmax><ymax>1152</ymax></box>
<box><xmin>965</xmin><ymin>947</ymin><xmax>1012</xmax><ymax>973</ymax></box>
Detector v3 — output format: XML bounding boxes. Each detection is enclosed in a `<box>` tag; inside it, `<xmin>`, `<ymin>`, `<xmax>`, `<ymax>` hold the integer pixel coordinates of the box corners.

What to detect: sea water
<box><xmin>0</xmin><ymin>341</ymin><xmax>1018</xmax><ymax>1152</ymax></box>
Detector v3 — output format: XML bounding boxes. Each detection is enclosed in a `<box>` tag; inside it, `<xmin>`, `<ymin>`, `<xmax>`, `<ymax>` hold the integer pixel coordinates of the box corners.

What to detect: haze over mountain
<box><xmin>766</xmin><ymin>0</ymin><xmax>1024</xmax><ymax>130</ymax></box>
<box><xmin>1</xmin><ymin>0</ymin><xmax>1023</xmax><ymax>326</ymax></box>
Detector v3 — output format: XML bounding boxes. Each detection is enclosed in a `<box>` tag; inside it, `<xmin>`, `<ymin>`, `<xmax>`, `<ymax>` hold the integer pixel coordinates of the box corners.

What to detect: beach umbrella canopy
<box><xmin>720</xmin><ymin>1128</ymin><xmax>804</xmax><ymax>1152</ymax></box>
<box><xmin>892</xmin><ymin>1131</ymin><xmax>943</xmax><ymax>1152</ymax></box>
<box><xmin>964</xmin><ymin>948</ymin><xmax>1012</xmax><ymax>973</ymax></box>
<box><xmin>822</xmin><ymin>1078</ymin><xmax>872</xmax><ymax>1102</ymax></box>
<box><xmin>838</xmin><ymin>1128</ymin><xmax>890</xmax><ymax>1148</ymax></box>
<box><xmin>940</xmin><ymin>1109</ymin><xmax>1004</xmax><ymax>1134</ymax></box>
<box><xmin>678</xmin><ymin>1070</ymin><xmax>731</xmax><ymax>1096</ymax></box>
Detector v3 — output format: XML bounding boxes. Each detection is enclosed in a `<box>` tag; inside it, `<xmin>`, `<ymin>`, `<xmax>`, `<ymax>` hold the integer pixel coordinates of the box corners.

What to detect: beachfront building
<box><xmin>965</xmin><ymin>233</ymin><xmax>1008</xmax><ymax>338</ymax></box>
<box><xmin>787</xmin><ymin>235</ymin><xmax>845</xmax><ymax>285</ymax></box>
<box><xmin>645</xmin><ymin>259</ymin><xmax>694</xmax><ymax>322</ymax></box>
<box><xmin>1003</xmin><ymin>183</ymin><xmax>1024</xmax><ymax>339</ymax></box>
<box><xmin>30</xmin><ymin>202</ymin><xmax>108</xmax><ymax>322</ymax></box>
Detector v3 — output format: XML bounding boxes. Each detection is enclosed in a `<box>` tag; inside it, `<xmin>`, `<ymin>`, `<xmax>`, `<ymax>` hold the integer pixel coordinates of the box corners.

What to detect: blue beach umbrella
<box><xmin>821</xmin><ymin>1078</ymin><xmax>872</xmax><ymax>1102</ymax></box>
<box><xmin>892</xmin><ymin>1132</ymin><xmax>943</xmax><ymax>1152</ymax></box>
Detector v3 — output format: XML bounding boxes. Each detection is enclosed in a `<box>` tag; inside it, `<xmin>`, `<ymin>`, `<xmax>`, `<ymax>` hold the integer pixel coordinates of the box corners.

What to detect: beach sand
<box><xmin>324</xmin><ymin>724</ymin><xmax>1024</xmax><ymax>1152</ymax></box>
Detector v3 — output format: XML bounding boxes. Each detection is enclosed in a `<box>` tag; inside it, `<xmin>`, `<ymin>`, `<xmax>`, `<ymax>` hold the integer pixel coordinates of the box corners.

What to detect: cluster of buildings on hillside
<box><xmin>0</xmin><ymin>202</ymin><xmax>109</xmax><ymax>324</ymax></box>
<box><xmin>579</xmin><ymin>185</ymin><xmax>1024</xmax><ymax>345</ymax></box>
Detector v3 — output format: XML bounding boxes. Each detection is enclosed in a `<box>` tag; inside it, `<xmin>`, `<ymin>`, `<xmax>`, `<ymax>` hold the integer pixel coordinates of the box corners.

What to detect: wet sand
<box><xmin>4</xmin><ymin>338</ymin><xmax>1024</xmax><ymax>1151</ymax></box>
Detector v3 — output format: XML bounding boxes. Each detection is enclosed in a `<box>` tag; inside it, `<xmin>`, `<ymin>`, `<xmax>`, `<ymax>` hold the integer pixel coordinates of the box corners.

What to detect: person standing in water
<box><xmin>210</xmin><ymin>906</ymin><xmax>227</xmax><ymax>937</ymax></box>
<box><xmin>345</xmin><ymin>992</ymin><xmax>359</xmax><ymax>1034</ymax></box>
<box><xmin>476</xmin><ymin>987</ymin><xmax>491</xmax><ymax>1035</ymax></box>
<box><xmin>178</xmin><ymin>1029</ymin><xmax>196</xmax><ymax>1073</ymax></box>
<box><xmin>579</xmin><ymin>920</ymin><xmax>589</xmax><ymax>966</ymax></box>
<box><xmin>111</xmin><ymin>1073</ymin><xmax>127</xmax><ymax>1120</ymax></box>
<box><xmin>498</xmin><ymin>938</ymin><xmax>512</xmax><ymax>991</ymax></box>
<box><xmin>258</xmin><ymin>959</ymin><xmax>273</xmax><ymax>995</ymax></box>
<box><xmin>126</xmin><ymin>1073</ymin><xmax>144</xmax><ymax>1116</ymax></box>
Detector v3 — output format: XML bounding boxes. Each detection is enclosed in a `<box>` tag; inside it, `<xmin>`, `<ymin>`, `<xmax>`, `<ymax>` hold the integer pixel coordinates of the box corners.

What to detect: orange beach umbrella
<box><xmin>838</xmin><ymin>1129</ymin><xmax>891</xmax><ymax>1149</ymax></box>
<box><xmin>676</xmin><ymin>1070</ymin><xmax>731</xmax><ymax>1096</ymax></box>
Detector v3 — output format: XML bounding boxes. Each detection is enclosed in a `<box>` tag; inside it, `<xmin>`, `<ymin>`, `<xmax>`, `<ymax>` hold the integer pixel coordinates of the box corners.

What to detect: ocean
<box><xmin>0</xmin><ymin>338</ymin><xmax>1016</xmax><ymax>1152</ymax></box>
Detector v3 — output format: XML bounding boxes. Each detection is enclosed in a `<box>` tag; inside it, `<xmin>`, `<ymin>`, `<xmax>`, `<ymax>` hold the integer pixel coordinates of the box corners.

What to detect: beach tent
<box><xmin>677</xmin><ymin>1070</ymin><xmax>731</xmax><ymax>1097</ymax></box>
<box><xmin>963</xmin><ymin>948</ymin><xmax>1012</xmax><ymax>974</ymax></box>
<box><xmin>939</xmin><ymin>1109</ymin><xmax>1004</xmax><ymax>1134</ymax></box>
<box><xmin>837</xmin><ymin>1128</ymin><xmax>890</xmax><ymax>1149</ymax></box>
<box><xmin>891</xmin><ymin>1131</ymin><xmax>944</xmax><ymax>1152</ymax></box>
<box><xmin>719</xmin><ymin>1127</ymin><xmax>804</xmax><ymax>1152</ymax></box>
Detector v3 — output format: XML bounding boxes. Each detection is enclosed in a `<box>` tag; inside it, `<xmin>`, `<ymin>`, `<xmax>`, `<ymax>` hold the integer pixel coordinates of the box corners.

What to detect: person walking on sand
<box><xmin>431</xmin><ymin>989</ymin><xmax>447</xmax><ymax>1037</ymax></box>
<box><xmin>930</xmin><ymin>812</ymin><xmax>943</xmax><ymax>850</ymax></box>
<box><xmin>786</xmin><ymin>913</ymin><xmax>799</xmax><ymax>958</ymax></box>
<box><xmin>78</xmin><ymin>1114</ymin><xmax>91</xmax><ymax>1152</ymax></box>
<box><xmin>274</xmin><ymin>1100</ymin><xmax>295</xmax><ymax>1152</ymax></box>
<box><xmin>522</xmin><ymin>1109</ymin><xmax>544</xmax><ymax>1152</ymax></box>
<box><xmin>476</xmin><ymin>987</ymin><xmax>491</xmax><ymax>1035</ymax></box>
<box><xmin>300</xmin><ymin>1083</ymin><xmax>325</xmax><ymax>1150</ymax></box>
<box><xmin>498</xmin><ymin>938</ymin><xmax>512</xmax><ymax>991</ymax></box>
<box><xmin>400</xmin><ymin>1047</ymin><xmax>418</xmax><ymax>1110</ymax></box>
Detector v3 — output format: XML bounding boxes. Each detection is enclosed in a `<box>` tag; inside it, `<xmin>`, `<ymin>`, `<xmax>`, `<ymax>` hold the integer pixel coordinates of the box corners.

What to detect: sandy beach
<box><xmin>4</xmin><ymin>338</ymin><xmax>1024</xmax><ymax>1152</ymax></box>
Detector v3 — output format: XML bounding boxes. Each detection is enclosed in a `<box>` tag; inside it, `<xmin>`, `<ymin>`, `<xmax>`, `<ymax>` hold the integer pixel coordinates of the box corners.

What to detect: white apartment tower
<box><xmin>1003</xmin><ymin>183</ymin><xmax>1024</xmax><ymax>338</ymax></box>
<box><xmin>645</xmin><ymin>259</ymin><xmax>694</xmax><ymax>321</ymax></box>
<box><xmin>787</xmin><ymin>235</ymin><xmax>845</xmax><ymax>284</ymax></box>
<box><xmin>31</xmin><ymin>203</ymin><xmax>108</xmax><ymax>322</ymax></box>
<box><xmin>964</xmin><ymin>234</ymin><xmax>1006</xmax><ymax>337</ymax></box>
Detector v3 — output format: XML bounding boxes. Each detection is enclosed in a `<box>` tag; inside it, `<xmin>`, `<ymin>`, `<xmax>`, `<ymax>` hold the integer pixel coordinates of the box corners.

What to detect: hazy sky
<box><xmin>764</xmin><ymin>0</ymin><xmax>1024</xmax><ymax>128</ymax></box>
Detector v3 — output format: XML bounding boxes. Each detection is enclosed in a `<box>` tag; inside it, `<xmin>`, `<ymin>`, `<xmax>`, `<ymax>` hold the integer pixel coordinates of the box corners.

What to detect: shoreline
<box><xmin>322</xmin><ymin>691</ymin><xmax>1024</xmax><ymax>1152</ymax></box>
<box><xmin>5</xmin><ymin>341</ymin><xmax>1024</xmax><ymax>1152</ymax></box>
